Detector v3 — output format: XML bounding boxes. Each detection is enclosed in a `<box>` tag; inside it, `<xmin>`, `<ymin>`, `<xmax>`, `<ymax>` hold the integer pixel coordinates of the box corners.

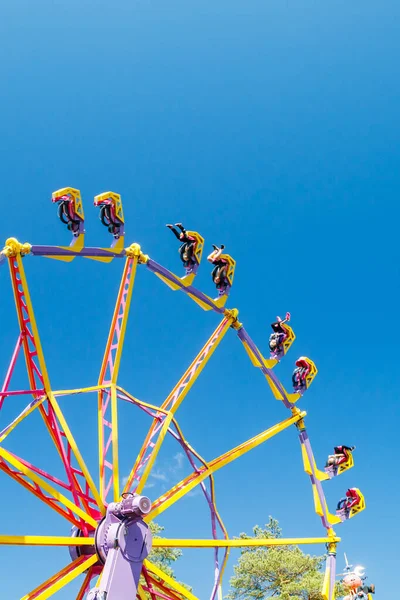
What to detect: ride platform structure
<box><xmin>0</xmin><ymin>189</ymin><xmax>367</xmax><ymax>600</ymax></box>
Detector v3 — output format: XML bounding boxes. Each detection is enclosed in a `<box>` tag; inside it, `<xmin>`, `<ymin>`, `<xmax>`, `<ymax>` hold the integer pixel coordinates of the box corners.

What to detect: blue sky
<box><xmin>0</xmin><ymin>0</ymin><xmax>399</xmax><ymax>598</ymax></box>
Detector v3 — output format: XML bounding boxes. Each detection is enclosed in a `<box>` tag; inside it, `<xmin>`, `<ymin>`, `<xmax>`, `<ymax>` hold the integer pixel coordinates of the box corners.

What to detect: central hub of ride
<box><xmin>70</xmin><ymin>493</ymin><xmax>153</xmax><ymax>600</ymax></box>
<box><xmin>94</xmin><ymin>493</ymin><xmax>152</xmax><ymax>565</ymax></box>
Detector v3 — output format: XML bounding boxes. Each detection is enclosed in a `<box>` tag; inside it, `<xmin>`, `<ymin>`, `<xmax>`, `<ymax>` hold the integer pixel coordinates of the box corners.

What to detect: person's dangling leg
<box><xmin>326</xmin><ymin>455</ymin><xmax>336</xmax><ymax>467</ymax></box>
<box><xmin>185</xmin><ymin>241</ymin><xmax>195</xmax><ymax>261</ymax></box>
<box><xmin>166</xmin><ymin>224</ymin><xmax>182</xmax><ymax>240</ymax></box>
<box><xmin>179</xmin><ymin>243</ymin><xmax>187</xmax><ymax>263</ymax></box>
<box><xmin>211</xmin><ymin>264</ymin><xmax>219</xmax><ymax>282</ymax></box>
<box><xmin>207</xmin><ymin>245</ymin><xmax>225</xmax><ymax>263</ymax></box>
<box><xmin>215</xmin><ymin>264</ymin><xmax>227</xmax><ymax>287</ymax></box>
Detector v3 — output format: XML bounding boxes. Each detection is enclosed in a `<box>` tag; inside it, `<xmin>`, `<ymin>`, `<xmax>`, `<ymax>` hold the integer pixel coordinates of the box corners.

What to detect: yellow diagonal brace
<box><xmin>47</xmin><ymin>392</ymin><xmax>104</xmax><ymax>514</ymax></box>
<box><xmin>111</xmin><ymin>384</ymin><xmax>120</xmax><ymax>501</ymax></box>
<box><xmin>21</xmin><ymin>554</ymin><xmax>98</xmax><ymax>600</ymax></box>
<box><xmin>98</xmin><ymin>256</ymin><xmax>138</xmax><ymax>502</ymax></box>
<box><xmin>98</xmin><ymin>256</ymin><xmax>138</xmax><ymax>386</ymax></box>
<box><xmin>161</xmin><ymin>316</ymin><xmax>233</xmax><ymax>413</ymax></box>
<box><xmin>0</xmin><ymin>535</ymin><xmax>95</xmax><ymax>546</ymax></box>
<box><xmin>137</xmin><ymin>586</ymin><xmax>147</xmax><ymax>600</ymax></box>
<box><xmin>144</xmin><ymin>560</ymin><xmax>199</xmax><ymax>600</ymax></box>
<box><xmin>147</xmin><ymin>412</ymin><xmax>305</xmax><ymax>520</ymax></box>
<box><xmin>0</xmin><ymin>448</ymin><xmax>98</xmax><ymax>528</ymax></box>
<box><xmin>0</xmin><ymin>395</ymin><xmax>46</xmax><ymax>443</ymax></box>
<box><xmin>152</xmin><ymin>536</ymin><xmax>341</xmax><ymax>548</ymax></box>
<box><xmin>112</xmin><ymin>256</ymin><xmax>138</xmax><ymax>382</ymax></box>
<box><xmin>322</xmin><ymin>562</ymin><xmax>331</xmax><ymax>600</ymax></box>
<box><xmin>10</xmin><ymin>253</ymin><xmax>51</xmax><ymax>392</ymax></box>
<box><xmin>76</xmin><ymin>569</ymin><xmax>94</xmax><ymax>600</ymax></box>
<box><xmin>134</xmin><ymin>411</ymin><xmax>174</xmax><ymax>496</ymax></box>
<box><xmin>8</xmin><ymin>253</ymin><xmax>103</xmax><ymax>514</ymax></box>
<box><xmin>53</xmin><ymin>385</ymin><xmax>111</xmax><ymax>396</ymax></box>
<box><xmin>116</xmin><ymin>387</ymin><xmax>172</xmax><ymax>415</ymax></box>
<box><xmin>123</xmin><ymin>318</ymin><xmax>233</xmax><ymax>497</ymax></box>
<box><xmin>166</xmin><ymin>417</ymin><xmax>231</xmax><ymax>584</ymax></box>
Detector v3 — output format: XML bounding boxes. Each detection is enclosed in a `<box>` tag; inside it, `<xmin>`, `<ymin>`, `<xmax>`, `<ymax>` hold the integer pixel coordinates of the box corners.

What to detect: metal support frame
<box><xmin>98</xmin><ymin>254</ymin><xmax>139</xmax><ymax>504</ymax></box>
<box><xmin>0</xmin><ymin>230</ymin><xmax>363</xmax><ymax>600</ymax></box>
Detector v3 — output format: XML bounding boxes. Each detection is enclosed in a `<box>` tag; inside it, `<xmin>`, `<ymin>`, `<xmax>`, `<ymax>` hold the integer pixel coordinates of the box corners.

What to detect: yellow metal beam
<box><xmin>144</xmin><ymin>560</ymin><xmax>199</xmax><ymax>600</ymax></box>
<box><xmin>122</xmin><ymin>317</ymin><xmax>233</xmax><ymax>496</ymax></box>
<box><xmin>116</xmin><ymin>387</ymin><xmax>171</xmax><ymax>415</ymax></box>
<box><xmin>113</xmin><ymin>256</ymin><xmax>138</xmax><ymax>383</ymax></box>
<box><xmin>76</xmin><ymin>569</ymin><xmax>94</xmax><ymax>600</ymax></box>
<box><xmin>111</xmin><ymin>384</ymin><xmax>120</xmax><ymax>501</ymax></box>
<box><xmin>0</xmin><ymin>535</ymin><xmax>95</xmax><ymax>546</ymax></box>
<box><xmin>98</xmin><ymin>256</ymin><xmax>138</xmax><ymax>502</ymax></box>
<box><xmin>152</xmin><ymin>536</ymin><xmax>341</xmax><ymax>548</ymax></box>
<box><xmin>121</xmin><ymin>407</ymin><xmax>173</xmax><ymax>497</ymax></box>
<box><xmin>7</xmin><ymin>253</ymin><xmax>103</xmax><ymax>516</ymax></box>
<box><xmin>0</xmin><ymin>395</ymin><xmax>46</xmax><ymax>443</ymax></box>
<box><xmin>322</xmin><ymin>562</ymin><xmax>331</xmax><ymax>600</ymax></box>
<box><xmin>10</xmin><ymin>253</ymin><xmax>52</xmax><ymax>392</ymax></box>
<box><xmin>137</xmin><ymin>586</ymin><xmax>148</xmax><ymax>600</ymax></box>
<box><xmin>147</xmin><ymin>412</ymin><xmax>305</xmax><ymax>520</ymax></box>
<box><xmin>47</xmin><ymin>392</ymin><xmax>104</xmax><ymax>514</ymax></box>
<box><xmin>21</xmin><ymin>554</ymin><xmax>98</xmax><ymax>600</ymax></box>
<box><xmin>98</xmin><ymin>256</ymin><xmax>138</xmax><ymax>386</ymax></box>
<box><xmin>161</xmin><ymin>316</ymin><xmax>233</xmax><ymax>413</ymax></box>
<box><xmin>0</xmin><ymin>447</ymin><xmax>98</xmax><ymax>528</ymax></box>
<box><xmin>135</xmin><ymin>412</ymin><xmax>174</xmax><ymax>495</ymax></box>
<box><xmin>53</xmin><ymin>384</ymin><xmax>111</xmax><ymax>396</ymax></box>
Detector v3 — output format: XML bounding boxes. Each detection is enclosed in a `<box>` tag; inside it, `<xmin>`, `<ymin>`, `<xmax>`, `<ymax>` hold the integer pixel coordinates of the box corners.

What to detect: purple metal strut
<box><xmin>87</xmin><ymin>494</ymin><xmax>152</xmax><ymax>600</ymax></box>
<box><xmin>30</xmin><ymin>245</ymin><xmax>126</xmax><ymax>258</ymax></box>
<box><xmin>167</xmin><ymin>423</ymin><xmax>228</xmax><ymax>600</ymax></box>
<box><xmin>328</xmin><ymin>552</ymin><xmax>336</xmax><ymax>600</ymax></box>
<box><xmin>236</xmin><ymin>327</ymin><xmax>294</xmax><ymax>409</ymax></box>
<box><xmin>298</xmin><ymin>428</ymin><xmax>330</xmax><ymax>530</ymax></box>
<box><xmin>146</xmin><ymin>259</ymin><xmax>226</xmax><ymax>313</ymax></box>
<box><xmin>117</xmin><ymin>388</ymin><xmax>228</xmax><ymax>600</ymax></box>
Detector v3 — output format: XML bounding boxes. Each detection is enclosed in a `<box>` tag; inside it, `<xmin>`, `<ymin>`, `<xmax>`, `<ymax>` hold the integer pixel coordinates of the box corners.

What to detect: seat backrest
<box><xmin>186</xmin><ymin>231</ymin><xmax>204</xmax><ymax>265</ymax></box>
<box><xmin>218</xmin><ymin>253</ymin><xmax>236</xmax><ymax>286</ymax></box>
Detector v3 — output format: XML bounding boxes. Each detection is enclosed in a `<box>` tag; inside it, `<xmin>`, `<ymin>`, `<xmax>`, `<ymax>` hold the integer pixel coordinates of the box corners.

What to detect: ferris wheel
<box><xmin>0</xmin><ymin>188</ymin><xmax>366</xmax><ymax>600</ymax></box>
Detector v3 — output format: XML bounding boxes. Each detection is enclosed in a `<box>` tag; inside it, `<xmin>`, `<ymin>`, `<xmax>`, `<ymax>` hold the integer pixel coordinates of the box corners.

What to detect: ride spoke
<box><xmin>0</xmin><ymin>395</ymin><xmax>46</xmax><ymax>443</ymax></box>
<box><xmin>142</xmin><ymin>565</ymin><xmax>160</xmax><ymax>600</ymax></box>
<box><xmin>137</xmin><ymin>585</ymin><xmax>149</xmax><ymax>600</ymax></box>
<box><xmin>21</xmin><ymin>554</ymin><xmax>98</xmax><ymax>600</ymax></box>
<box><xmin>144</xmin><ymin>575</ymin><xmax>187</xmax><ymax>600</ymax></box>
<box><xmin>98</xmin><ymin>254</ymin><xmax>139</xmax><ymax>504</ymax></box>
<box><xmin>0</xmin><ymin>333</ymin><xmax>24</xmax><ymax>411</ymax></box>
<box><xmin>147</xmin><ymin>412</ymin><xmax>305</xmax><ymax>520</ymax></box>
<box><xmin>152</xmin><ymin>536</ymin><xmax>341</xmax><ymax>548</ymax></box>
<box><xmin>5</xmin><ymin>250</ymin><xmax>103</xmax><ymax>517</ymax></box>
<box><xmin>0</xmin><ymin>447</ymin><xmax>97</xmax><ymax>528</ymax></box>
<box><xmin>123</xmin><ymin>316</ymin><xmax>233</xmax><ymax>496</ymax></box>
<box><xmin>144</xmin><ymin>560</ymin><xmax>199</xmax><ymax>600</ymax></box>
<box><xmin>0</xmin><ymin>535</ymin><xmax>95</xmax><ymax>546</ymax></box>
<box><xmin>76</xmin><ymin>568</ymin><xmax>95</xmax><ymax>600</ymax></box>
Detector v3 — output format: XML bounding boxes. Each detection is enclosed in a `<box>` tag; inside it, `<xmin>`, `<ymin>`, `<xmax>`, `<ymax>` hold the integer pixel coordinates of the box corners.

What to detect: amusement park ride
<box><xmin>340</xmin><ymin>555</ymin><xmax>376</xmax><ymax>600</ymax></box>
<box><xmin>0</xmin><ymin>188</ymin><xmax>374</xmax><ymax>599</ymax></box>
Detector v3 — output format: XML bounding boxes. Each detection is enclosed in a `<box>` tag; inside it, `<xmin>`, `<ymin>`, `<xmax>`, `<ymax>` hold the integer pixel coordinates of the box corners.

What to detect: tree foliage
<box><xmin>141</xmin><ymin>521</ymin><xmax>191</xmax><ymax>598</ymax></box>
<box><xmin>227</xmin><ymin>518</ymin><xmax>345</xmax><ymax>600</ymax></box>
<box><xmin>147</xmin><ymin>521</ymin><xmax>184</xmax><ymax>578</ymax></box>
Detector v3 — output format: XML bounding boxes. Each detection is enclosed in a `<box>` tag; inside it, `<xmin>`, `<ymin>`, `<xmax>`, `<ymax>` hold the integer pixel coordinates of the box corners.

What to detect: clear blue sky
<box><xmin>0</xmin><ymin>0</ymin><xmax>399</xmax><ymax>598</ymax></box>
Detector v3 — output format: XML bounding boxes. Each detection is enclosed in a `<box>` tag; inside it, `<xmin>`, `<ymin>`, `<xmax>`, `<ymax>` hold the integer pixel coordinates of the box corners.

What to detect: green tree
<box><xmin>141</xmin><ymin>521</ymin><xmax>191</xmax><ymax>598</ymax></box>
<box><xmin>227</xmin><ymin>518</ymin><xmax>345</xmax><ymax>600</ymax></box>
<box><xmin>147</xmin><ymin>521</ymin><xmax>184</xmax><ymax>579</ymax></box>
